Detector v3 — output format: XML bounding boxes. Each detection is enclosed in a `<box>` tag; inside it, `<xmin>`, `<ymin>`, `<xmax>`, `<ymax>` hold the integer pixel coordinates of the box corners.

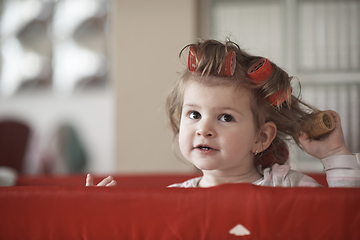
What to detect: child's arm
<box><xmin>299</xmin><ymin>110</ymin><xmax>360</xmax><ymax>187</ymax></box>
<box><xmin>299</xmin><ymin>110</ymin><xmax>351</xmax><ymax>159</ymax></box>
<box><xmin>85</xmin><ymin>174</ymin><xmax>117</xmax><ymax>187</ymax></box>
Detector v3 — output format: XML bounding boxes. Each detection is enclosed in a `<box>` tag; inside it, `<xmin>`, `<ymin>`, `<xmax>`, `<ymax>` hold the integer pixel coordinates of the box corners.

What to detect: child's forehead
<box><xmin>183</xmin><ymin>78</ymin><xmax>252</xmax><ymax>105</ymax></box>
<box><xmin>187</xmin><ymin>74</ymin><xmax>234</xmax><ymax>85</ymax></box>
<box><xmin>185</xmin><ymin>75</ymin><xmax>249</xmax><ymax>95</ymax></box>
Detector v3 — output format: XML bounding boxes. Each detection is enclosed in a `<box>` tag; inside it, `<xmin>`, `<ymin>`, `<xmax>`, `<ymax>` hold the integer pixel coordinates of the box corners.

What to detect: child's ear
<box><xmin>252</xmin><ymin>121</ymin><xmax>277</xmax><ymax>153</ymax></box>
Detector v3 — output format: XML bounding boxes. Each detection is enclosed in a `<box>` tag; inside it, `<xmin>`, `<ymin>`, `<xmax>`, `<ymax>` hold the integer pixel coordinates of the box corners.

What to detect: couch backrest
<box><xmin>1</xmin><ymin>184</ymin><xmax>359</xmax><ymax>239</ymax></box>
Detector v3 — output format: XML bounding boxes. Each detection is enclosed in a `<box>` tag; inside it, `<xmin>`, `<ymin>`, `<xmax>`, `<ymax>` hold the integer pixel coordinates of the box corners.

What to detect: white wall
<box><xmin>114</xmin><ymin>0</ymin><xmax>197</xmax><ymax>173</ymax></box>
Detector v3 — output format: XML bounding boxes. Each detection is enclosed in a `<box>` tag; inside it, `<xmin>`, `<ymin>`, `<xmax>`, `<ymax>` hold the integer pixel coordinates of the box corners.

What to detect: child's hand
<box><xmin>299</xmin><ymin>110</ymin><xmax>351</xmax><ymax>159</ymax></box>
<box><xmin>85</xmin><ymin>174</ymin><xmax>117</xmax><ymax>187</ymax></box>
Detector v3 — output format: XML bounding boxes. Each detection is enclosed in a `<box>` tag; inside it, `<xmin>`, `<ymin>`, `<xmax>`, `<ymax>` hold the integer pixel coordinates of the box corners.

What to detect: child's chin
<box><xmin>193</xmin><ymin>163</ymin><xmax>219</xmax><ymax>171</ymax></box>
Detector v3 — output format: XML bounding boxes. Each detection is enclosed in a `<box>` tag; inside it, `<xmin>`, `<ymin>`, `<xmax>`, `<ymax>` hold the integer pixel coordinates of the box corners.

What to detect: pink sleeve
<box><xmin>321</xmin><ymin>153</ymin><xmax>360</xmax><ymax>187</ymax></box>
<box><xmin>262</xmin><ymin>164</ymin><xmax>321</xmax><ymax>187</ymax></box>
<box><xmin>297</xmin><ymin>174</ymin><xmax>322</xmax><ymax>187</ymax></box>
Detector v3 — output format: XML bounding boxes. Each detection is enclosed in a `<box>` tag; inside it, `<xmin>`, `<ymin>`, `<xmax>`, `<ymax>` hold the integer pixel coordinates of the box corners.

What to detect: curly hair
<box><xmin>166</xmin><ymin>39</ymin><xmax>316</xmax><ymax>171</ymax></box>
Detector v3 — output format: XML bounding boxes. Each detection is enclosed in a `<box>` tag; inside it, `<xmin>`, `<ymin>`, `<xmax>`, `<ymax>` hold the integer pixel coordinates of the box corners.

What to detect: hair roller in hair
<box><xmin>188</xmin><ymin>46</ymin><xmax>197</xmax><ymax>72</ymax></box>
<box><xmin>247</xmin><ymin>58</ymin><xmax>273</xmax><ymax>83</ymax></box>
<box><xmin>247</xmin><ymin>58</ymin><xmax>291</xmax><ymax>106</ymax></box>
<box><xmin>220</xmin><ymin>51</ymin><xmax>236</xmax><ymax>76</ymax></box>
<box><xmin>302</xmin><ymin>111</ymin><xmax>335</xmax><ymax>139</ymax></box>
<box><xmin>268</xmin><ymin>88</ymin><xmax>293</xmax><ymax>106</ymax></box>
<box><xmin>188</xmin><ymin>47</ymin><xmax>236</xmax><ymax>77</ymax></box>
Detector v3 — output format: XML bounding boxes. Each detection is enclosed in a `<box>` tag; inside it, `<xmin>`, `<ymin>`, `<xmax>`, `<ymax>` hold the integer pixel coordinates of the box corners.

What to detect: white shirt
<box><xmin>168</xmin><ymin>153</ymin><xmax>360</xmax><ymax>188</ymax></box>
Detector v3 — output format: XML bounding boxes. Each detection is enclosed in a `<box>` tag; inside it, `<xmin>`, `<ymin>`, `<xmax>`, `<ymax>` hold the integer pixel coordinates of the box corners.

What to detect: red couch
<box><xmin>1</xmin><ymin>174</ymin><xmax>360</xmax><ymax>240</ymax></box>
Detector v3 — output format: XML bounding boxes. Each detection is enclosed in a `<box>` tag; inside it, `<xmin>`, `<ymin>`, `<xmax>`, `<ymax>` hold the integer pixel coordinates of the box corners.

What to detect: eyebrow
<box><xmin>182</xmin><ymin>104</ymin><xmax>244</xmax><ymax>116</ymax></box>
<box><xmin>219</xmin><ymin>107</ymin><xmax>244</xmax><ymax>116</ymax></box>
<box><xmin>182</xmin><ymin>103</ymin><xmax>198</xmax><ymax>108</ymax></box>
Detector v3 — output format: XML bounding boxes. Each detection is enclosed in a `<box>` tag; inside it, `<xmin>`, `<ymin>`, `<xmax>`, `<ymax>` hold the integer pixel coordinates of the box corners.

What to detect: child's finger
<box><xmin>85</xmin><ymin>174</ymin><xmax>93</xmax><ymax>186</ymax></box>
<box><xmin>327</xmin><ymin>110</ymin><xmax>342</xmax><ymax>131</ymax></box>
<box><xmin>299</xmin><ymin>132</ymin><xmax>311</xmax><ymax>147</ymax></box>
<box><xmin>106</xmin><ymin>180</ymin><xmax>117</xmax><ymax>187</ymax></box>
<box><xmin>96</xmin><ymin>176</ymin><xmax>114</xmax><ymax>187</ymax></box>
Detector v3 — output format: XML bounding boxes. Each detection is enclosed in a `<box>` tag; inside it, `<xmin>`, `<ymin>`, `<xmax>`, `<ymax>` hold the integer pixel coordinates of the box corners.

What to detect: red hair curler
<box><xmin>268</xmin><ymin>88</ymin><xmax>292</xmax><ymax>106</ymax></box>
<box><xmin>221</xmin><ymin>51</ymin><xmax>236</xmax><ymax>76</ymax></box>
<box><xmin>247</xmin><ymin>58</ymin><xmax>291</xmax><ymax>106</ymax></box>
<box><xmin>188</xmin><ymin>46</ymin><xmax>197</xmax><ymax>73</ymax></box>
<box><xmin>188</xmin><ymin>47</ymin><xmax>236</xmax><ymax>77</ymax></box>
<box><xmin>247</xmin><ymin>58</ymin><xmax>273</xmax><ymax>83</ymax></box>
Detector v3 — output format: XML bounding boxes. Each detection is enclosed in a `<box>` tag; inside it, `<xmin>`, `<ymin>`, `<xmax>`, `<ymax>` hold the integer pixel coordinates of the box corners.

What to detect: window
<box><xmin>208</xmin><ymin>0</ymin><xmax>359</xmax><ymax>171</ymax></box>
<box><xmin>0</xmin><ymin>0</ymin><xmax>110</xmax><ymax>97</ymax></box>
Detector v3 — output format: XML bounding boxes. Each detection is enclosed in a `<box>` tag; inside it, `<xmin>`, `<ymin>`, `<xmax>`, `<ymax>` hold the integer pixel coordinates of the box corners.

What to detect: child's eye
<box><xmin>189</xmin><ymin>111</ymin><xmax>201</xmax><ymax>119</ymax></box>
<box><xmin>219</xmin><ymin>114</ymin><xmax>234</xmax><ymax>122</ymax></box>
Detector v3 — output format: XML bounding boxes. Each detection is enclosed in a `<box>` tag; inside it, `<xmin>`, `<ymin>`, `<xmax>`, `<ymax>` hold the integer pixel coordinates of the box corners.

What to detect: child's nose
<box><xmin>196</xmin><ymin>120</ymin><xmax>215</xmax><ymax>137</ymax></box>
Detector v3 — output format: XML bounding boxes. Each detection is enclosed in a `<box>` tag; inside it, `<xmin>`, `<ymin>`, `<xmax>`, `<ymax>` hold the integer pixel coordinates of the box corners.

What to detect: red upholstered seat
<box><xmin>1</xmin><ymin>183</ymin><xmax>359</xmax><ymax>239</ymax></box>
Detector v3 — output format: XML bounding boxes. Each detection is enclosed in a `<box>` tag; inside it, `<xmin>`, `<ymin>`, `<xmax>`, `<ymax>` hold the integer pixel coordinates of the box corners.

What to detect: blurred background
<box><xmin>0</xmin><ymin>0</ymin><xmax>359</xmax><ymax>175</ymax></box>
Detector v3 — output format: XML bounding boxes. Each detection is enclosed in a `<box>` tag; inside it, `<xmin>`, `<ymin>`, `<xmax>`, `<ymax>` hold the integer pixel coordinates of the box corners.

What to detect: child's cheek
<box><xmin>178</xmin><ymin>131</ymin><xmax>189</xmax><ymax>159</ymax></box>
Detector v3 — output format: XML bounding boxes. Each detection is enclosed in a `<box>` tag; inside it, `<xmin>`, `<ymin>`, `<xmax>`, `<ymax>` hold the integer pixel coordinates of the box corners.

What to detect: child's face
<box><xmin>179</xmin><ymin>79</ymin><xmax>259</xmax><ymax>174</ymax></box>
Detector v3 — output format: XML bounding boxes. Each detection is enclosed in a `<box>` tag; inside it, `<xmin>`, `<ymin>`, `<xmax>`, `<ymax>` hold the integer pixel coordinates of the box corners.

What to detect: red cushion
<box><xmin>0</xmin><ymin>184</ymin><xmax>359</xmax><ymax>239</ymax></box>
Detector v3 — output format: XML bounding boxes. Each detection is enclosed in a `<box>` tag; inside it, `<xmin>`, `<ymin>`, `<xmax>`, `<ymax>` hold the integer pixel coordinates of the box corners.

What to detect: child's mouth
<box><xmin>198</xmin><ymin>146</ymin><xmax>213</xmax><ymax>150</ymax></box>
<box><xmin>195</xmin><ymin>145</ymin><xmax>215</xmax><ymax>151</ymax></box>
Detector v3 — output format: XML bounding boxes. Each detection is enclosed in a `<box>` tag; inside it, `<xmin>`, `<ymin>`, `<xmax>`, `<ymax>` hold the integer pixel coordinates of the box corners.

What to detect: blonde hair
<box><xmin>166</xmin><ymin>39</ymin><xmax>316</xmax><ymax>170</ymax></box>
